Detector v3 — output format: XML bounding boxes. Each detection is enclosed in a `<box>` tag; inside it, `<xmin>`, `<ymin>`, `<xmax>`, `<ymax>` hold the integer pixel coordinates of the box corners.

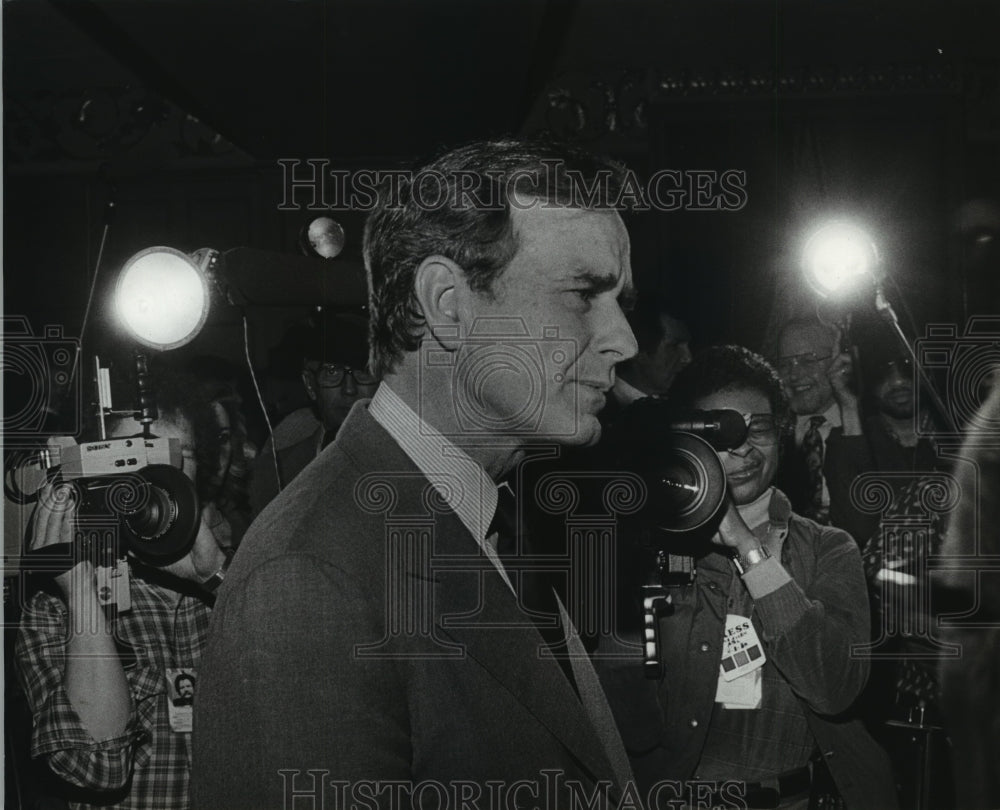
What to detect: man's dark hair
<box><xmin>363</xmin><ymin>138</ymin><xmax>628</xmax><ymax>377</ymax></box>
<box><xmin>671</xmin><ymin>344</ymin><xmax>793</xmax><ymax>435</ymax></box>
<box><xmin>174</xmin><ymin>672</ymin><xmax>195</xmax><ymax>692</ymax></box>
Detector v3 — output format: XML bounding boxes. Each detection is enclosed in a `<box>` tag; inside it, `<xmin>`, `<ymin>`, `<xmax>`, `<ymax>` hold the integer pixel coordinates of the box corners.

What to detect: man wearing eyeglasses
<box><xmin>774</xmin><ymin>316</ymin><xmax>862</xmax><ymax>526</ymax></box>
<box><xmin>825</xmin><ymin>339</ymin><xmax>943</xmax><ymax>546</ymax></box>
<box><xmin>250</xmin><ymin>310</ymin><xmax>380</xmax><ymax>514</ymax></box>
<box><xmin>597</xmin><ymin>345</ymin><xmax>897</xmax><ymax>810</ymax></box>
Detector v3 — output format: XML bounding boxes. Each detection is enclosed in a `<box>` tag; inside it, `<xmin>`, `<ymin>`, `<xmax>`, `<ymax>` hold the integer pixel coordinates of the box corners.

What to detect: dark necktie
<box><xmin>802</xmin><ymin>415</ymin><xmax>829</xmax><ymax>523</ymax></box>
<box><xmin>489</xmin><ymin>484</ymin><xmax>579</xmax><ymax>698</ymax></box>
<box><xmin>488</xmin><ymin>484</ymin><xmax>519</xmax><ymax>560</ymax></box>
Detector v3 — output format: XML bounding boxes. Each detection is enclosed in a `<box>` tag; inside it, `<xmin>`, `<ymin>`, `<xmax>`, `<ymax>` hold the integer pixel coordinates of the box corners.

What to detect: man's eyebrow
<box><xmin>568</xmin><ymin>270</ymin><xmax>624</xmax><ymax>292</ymax></box>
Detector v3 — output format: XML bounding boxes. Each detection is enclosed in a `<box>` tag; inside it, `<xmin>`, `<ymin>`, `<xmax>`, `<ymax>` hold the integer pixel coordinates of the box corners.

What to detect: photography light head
<box><xmin>801</xmin><ymin>219</ymin><xmax>880</xmax><ymax>301</ymax></box>
<box><xmin>114</xmin><ymin>247</ymin><xmax>217</xmax><ymax>352</ymax></box>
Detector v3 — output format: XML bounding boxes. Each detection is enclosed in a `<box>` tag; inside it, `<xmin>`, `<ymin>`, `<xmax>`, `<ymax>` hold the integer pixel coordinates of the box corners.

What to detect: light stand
<box><xmin>872</xmin><ymin>281</ymin><xmax>958</xmax><ymax>434</ymax></box>
<box><xmin>801</xmin><ymin>220</ymin><xmax>957</xmax><ymax>435</ymax></box>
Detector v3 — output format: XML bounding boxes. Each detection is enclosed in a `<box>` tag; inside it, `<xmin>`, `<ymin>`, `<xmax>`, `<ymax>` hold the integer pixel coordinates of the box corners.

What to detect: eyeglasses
<box><xmin>739</xmin><ymin>412</ymin><xmax>781</xmax><ymax>446</ymax></box>
<box><xmin>776</xmin><ymin>352</ymin><xmax>832</xmax><ymax>376</ymax></box>
<box><xmin>306</xmin><ymin>363</ymin><xmax>378</xmax><ymax>389</ymax></box>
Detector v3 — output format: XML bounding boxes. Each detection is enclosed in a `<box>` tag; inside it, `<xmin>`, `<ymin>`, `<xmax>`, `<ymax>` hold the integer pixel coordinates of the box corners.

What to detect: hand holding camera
<box><xmin>156</xmin><ymin>501</ymin><xmax>230</xmax><ymax>585</ymax></box>
<box><xmin>715</xmin><ymin>495</ymin><xmax>758</xmax><ymax>554</ymax></box>
<box><xmin>30</xmin><ymin>482</ymin><xmax>95</xmax><ymax>599</ymax></box>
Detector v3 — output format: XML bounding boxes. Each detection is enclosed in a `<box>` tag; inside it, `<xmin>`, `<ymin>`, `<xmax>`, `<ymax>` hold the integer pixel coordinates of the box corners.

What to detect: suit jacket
<box><xmin>192</xmin><ymin>402</ymin><xmax>624</xmax><ymax>809</ymax></box>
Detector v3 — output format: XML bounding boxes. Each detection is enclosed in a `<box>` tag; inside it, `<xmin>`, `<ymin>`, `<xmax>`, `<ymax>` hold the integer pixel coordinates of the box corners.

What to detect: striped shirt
<box><xmin>368</xmin><ymin>383</ymin><xmax>513</xmax><ymax>591</ymax></box>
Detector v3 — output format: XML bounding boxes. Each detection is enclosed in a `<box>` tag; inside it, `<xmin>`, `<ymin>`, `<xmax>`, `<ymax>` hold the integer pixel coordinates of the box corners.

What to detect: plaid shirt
<box><xmin>15</xmin><ymin>570</ymin><xmax>212</xmax><ymax>810</ymax></box>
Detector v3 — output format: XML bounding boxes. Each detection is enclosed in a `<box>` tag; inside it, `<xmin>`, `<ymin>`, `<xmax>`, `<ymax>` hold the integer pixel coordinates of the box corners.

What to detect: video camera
<box><xmin>604</xmin><ymin>397</ymin><xmax>750</xmax><ymax>677</ymax></box>
<box><xmin>607</xmin><ymin>396</ymin><xmax>748</xmax><ymax>534</ymax></box>
<box><xmin>16</xmin><ymin>355</ymin><xmax>202</xmax><ymax>573</ymax></box>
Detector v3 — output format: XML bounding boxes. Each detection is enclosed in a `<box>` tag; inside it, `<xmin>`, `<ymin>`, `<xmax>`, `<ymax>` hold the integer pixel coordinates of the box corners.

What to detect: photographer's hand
<box><xmin>158</xmin><ymin>501</ymin><xmax>229</xmax><ymax>585</ymax></box>
<box><xmin>827</xmin><ymin>352</ymin><xmax>862</xmax><ymax>435</ymax></box>
<box><xmin>29</xmin><ymin>484</ymin><xmax>132</xmax><ymax>741</ymax></box>
<box><xmin>716</xmin><ymin>496</ymin><xmax>759</xmax><ymax>557</ymax></box>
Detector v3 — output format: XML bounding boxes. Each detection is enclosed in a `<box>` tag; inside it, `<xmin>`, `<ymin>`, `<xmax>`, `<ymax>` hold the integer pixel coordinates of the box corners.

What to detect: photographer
<box><xmin>597</xmin><ymin>345</ymin><xmax>896</xmax><ymax>809</ymax></box>
<box><xmin>14</xmin><ymin>361</ymin><xmax>249</xmax><ymax>810</ymax></box>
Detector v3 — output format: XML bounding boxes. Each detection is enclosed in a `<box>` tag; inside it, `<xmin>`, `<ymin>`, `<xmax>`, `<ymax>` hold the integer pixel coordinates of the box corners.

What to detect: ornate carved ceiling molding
<box><xmin>535</xmin><ymin>61</ymin><xmax>998</xmax><ymax>146</ymax></box>
<box><xmin>5</xmin><ymin>85</ymin><xmax>249</xmax><ymax>173</ymax></box>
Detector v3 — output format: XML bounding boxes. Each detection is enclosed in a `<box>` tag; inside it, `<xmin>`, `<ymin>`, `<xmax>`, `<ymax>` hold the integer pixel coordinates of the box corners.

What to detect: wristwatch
<box><xmin>201</xmin><ymin>550</ymin><xmax>234</xmax><ymax>593</ymax></box>
<box><xmin>732</xmin><ymin>545</ymin><xmax>770</xmax><ymax>575</ymax></box>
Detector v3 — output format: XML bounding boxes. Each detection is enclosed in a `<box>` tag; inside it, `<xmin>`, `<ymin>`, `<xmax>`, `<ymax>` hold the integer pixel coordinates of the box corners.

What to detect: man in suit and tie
<box><xmin>774</xmin><ymin>316</ymin><xmax>862</xmax><ymax>527</ymax></box>
<box><xmin>192</xmin><ymin>140</ymin><xmax>639</xmax><ymax>809</ymax></box>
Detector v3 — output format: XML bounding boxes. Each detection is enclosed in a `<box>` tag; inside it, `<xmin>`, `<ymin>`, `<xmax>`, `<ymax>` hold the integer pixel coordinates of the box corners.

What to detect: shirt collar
<box><xmin>735</xmin><ymin>486</ymin><xmax>773</xmax><ymax>531</ymax></box>
<box><xmin>368</xmin><ymin>383</ymin><xmax>498</xmax><ymax>546</ymax></box>
<box><xmin>795</xmin><ymin>400</ymin><xmax>842</xmax><ymax>442</ymax></box>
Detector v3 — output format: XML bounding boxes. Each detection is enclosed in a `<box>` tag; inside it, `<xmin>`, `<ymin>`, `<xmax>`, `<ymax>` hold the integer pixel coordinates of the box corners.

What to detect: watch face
<box><xmin>741</xmin><ymin>546</ymin><xmax>770</xmax><ymax>569</ymax></box>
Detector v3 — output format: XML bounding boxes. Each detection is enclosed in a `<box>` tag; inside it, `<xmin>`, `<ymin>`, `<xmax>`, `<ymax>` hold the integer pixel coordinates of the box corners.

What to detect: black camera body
<box><xmin>40</xmin><ymin>435</ymin><xmax>200</xmax><ymax>566</ymax></box>
<box><xmin>608</xmin><ymin>397</ymin><xmax>747</xmax><ymax>534</ymax></box>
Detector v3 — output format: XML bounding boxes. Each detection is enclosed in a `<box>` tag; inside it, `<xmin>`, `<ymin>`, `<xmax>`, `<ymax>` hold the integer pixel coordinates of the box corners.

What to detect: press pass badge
<box><xmin>95</xmin><ymin>559</ymin><xmax>131</xmax><ymax>612</ymax></box>
<box><xmin>166</xmin><ymin>668</ymin><xmax>196</xmax><ymax>733</ymax></box>
<box><xmin>716</xmin><ymin>665</ymin><xmax>762</xmax><ymax>709</ymax></box>
<box><xmin>719</xmin><ymin>614</ymin><xmax>765</xmax><ymax>682</ymax></box>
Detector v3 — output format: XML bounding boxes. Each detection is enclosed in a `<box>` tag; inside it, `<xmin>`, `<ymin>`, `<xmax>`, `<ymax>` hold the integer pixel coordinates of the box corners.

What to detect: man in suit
<box><xmin>774</xmin><ymin>316</ymin><xmax>861</xmax><ymax>526</ymax></box>
<box><xmin>609</xmin><ymin>298</ymin><xmax>691</xmax><ymax>409</ymax></box>
<box><xmin>192</xmin><ymin>140</ymin><xmax>639</xmax><ymax>809</ymax></box>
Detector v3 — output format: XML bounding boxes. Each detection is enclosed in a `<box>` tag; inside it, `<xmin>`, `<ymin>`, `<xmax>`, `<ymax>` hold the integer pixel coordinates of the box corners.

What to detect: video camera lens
<box><xmin>645</xmin><ymin>431</ymin><xmax>728</xmax><ymax>532</ymax></box>
<box><xmin>76</xmin><ymin>464</ymin><xmax>200</xmax><ymax>563</ymax></box>
<box><xmin>609</xmin><ymin>397</ymin><xmax>733</xmax><ymax>533</ymax></box>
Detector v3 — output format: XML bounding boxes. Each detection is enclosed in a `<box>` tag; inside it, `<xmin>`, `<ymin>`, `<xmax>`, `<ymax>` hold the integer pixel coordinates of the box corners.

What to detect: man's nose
<box><xmin>886</xmin><ymin>368</ymin><xmax>910</xmax><ymax>387</ymax></box>
<box><xmin>727</xmin><ymin>442</ymin><xmax>753</xmax><ymax>459</ymax></box>
<box><xmin>786</xmin><ymin>362</ymin><xmax>808</xmax><ymax>382</ymax></box>
<box><xmin>343</xmin><ymin>372</ymin><xmax>358</xmax><ymax>396</ymax></box>
<box><xmin>604</xmin><ymin>303</ymin><xmax>639</xmax><ymax>364</ymax></box>
<box><xmin>679</xmin><ymin>343</ymin><xmax>692</xmax><ymax>366</ymax></box>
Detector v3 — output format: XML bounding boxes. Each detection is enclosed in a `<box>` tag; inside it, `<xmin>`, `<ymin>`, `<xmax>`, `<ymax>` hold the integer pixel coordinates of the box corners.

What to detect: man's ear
<box><xmin>413</xmin><ymin>255</ymin><xmax>463</xmax><ymax>350</ymax></box>
<box><xmin>301</xmin><ymin>368</ymin><xmax>318</xmax><ymax>402</ymax></box>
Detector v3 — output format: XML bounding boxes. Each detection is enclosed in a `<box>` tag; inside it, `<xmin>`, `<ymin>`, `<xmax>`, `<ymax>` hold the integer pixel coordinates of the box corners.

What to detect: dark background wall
<box><xmin>3</xmin><ymin>4</ymin><xmax>999</xmax><ymax>806</ymax></box>
<box><xmin>5</xmin><ymin>1</ymin><xmax>998</xmax><ymax>372</ymax></box>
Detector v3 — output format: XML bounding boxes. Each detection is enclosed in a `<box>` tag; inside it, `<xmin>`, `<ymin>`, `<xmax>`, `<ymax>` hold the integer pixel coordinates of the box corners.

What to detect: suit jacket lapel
<box><xmin>339</xmin><ymin>406</ymin><xmax>621</xmax><ymax>786</ymax></box>
<box><xmin>429</xmin><ymin>508</ymin><xmax>620</xmax><ymax>787</ymax></box>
